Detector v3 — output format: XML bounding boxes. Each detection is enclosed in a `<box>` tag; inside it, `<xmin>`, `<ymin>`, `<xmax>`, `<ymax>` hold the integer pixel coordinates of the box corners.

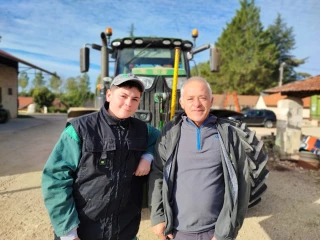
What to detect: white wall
<box><xmin>256</xmin><ymin>96</ymin><xmax>267</xmax><ymax>109</ymax></box>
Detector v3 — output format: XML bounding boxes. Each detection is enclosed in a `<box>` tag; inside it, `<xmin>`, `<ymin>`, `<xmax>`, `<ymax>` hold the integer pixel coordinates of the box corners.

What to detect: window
<box><xmin>116</xmin><ymin>48</ymin><xmax>186</xmax><ymax>75</ymax></box>
<box><xmin>8</xmin><ymin>88</ymin><xmax>13</xmax><ymax>95</ymax></box>
<box><xmin>256</xmin><ymin>111</ymin><xmax>264</xmax><ymax>117</ymax></box>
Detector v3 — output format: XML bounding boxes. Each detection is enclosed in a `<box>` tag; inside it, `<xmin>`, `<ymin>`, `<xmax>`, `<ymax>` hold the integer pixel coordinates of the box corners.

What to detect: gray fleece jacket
<box><xmin>148</xmin><ymin>112</ymin><xmax>250</xmax><ymax>240</ymax></box>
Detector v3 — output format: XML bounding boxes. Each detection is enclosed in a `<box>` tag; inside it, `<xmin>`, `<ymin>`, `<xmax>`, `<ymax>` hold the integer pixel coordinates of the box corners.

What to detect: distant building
<box><xmin>52</xmin><ymin>98</ymin><xmax>68</xmax><ymax>112</ymax></box>
<box><xmin>0</xmin><ymin>49</ymin><xmax>56</xmax><ymax>118</ymax></box>
<box><xmin>212</xmin><ymin>94</ymin><xmax>259</xmax><ymax>111</ymax></box>
<box><xmin>257</xmin><ymin>93</ymin><xmax>310</xmax><ymax>119</ymax></box>
<box><xmin>18</xmin><ymin>97</ymin><xmax>34</xmax><ymax>112</ymax></box>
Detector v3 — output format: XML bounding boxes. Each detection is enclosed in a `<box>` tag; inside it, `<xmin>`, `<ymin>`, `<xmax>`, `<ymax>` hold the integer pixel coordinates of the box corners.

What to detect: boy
<box><xmin>42</xmin><ymin>73</ymin><xmax>159</xmax><ymax>240</ymax></box>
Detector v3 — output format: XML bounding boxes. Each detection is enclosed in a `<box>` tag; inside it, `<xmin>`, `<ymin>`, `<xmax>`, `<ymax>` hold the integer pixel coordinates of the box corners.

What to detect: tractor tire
<box><xmin>227</xmin><ymin>120</ymin><xmax>269</xmax><ymax>208</ymax></box>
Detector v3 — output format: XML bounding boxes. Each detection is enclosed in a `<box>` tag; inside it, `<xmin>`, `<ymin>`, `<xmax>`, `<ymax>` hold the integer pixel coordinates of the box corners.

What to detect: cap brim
<box><xmin>112</xmin><ymin>78</ymin><xmax>145</xmax><ymax>92</ymax></box>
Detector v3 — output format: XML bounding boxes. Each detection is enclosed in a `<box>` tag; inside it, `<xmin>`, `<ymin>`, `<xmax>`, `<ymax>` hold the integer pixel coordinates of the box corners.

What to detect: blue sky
<box><xmin>1</xmin><ymin>0</ymin><xmax>319</xmax><ymax>92</ymax></box>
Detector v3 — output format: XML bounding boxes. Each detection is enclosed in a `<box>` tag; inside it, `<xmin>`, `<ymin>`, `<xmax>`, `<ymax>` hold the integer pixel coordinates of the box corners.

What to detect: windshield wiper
<box><xmin>125</xmin><ymin>42</ymin><xmax>153</xmax><ymax>65</ymax></box>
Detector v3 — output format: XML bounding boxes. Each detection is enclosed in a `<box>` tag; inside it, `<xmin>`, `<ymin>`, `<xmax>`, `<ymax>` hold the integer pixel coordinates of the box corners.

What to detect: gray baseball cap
<box><xmin>111</xmin><ymin>73</ymin><xmax>145</xmax><ymax>92</ymax></box>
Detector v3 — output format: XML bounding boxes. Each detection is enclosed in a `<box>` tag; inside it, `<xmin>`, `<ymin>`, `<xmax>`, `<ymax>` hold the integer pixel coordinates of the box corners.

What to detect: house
<box><xmin>18</xmin><ymin>97</ymin><xmax>34</xmax><ymax>112</ymax></box>
<box><xmin>18</xmin><ymin>97</ymin><xmax>69</xmax><ymax>113</ymax></box>
<box><xmin>0</xmin><ymin>49</ymin><xmax>56</xmax><ymax>118</ymax></box>
<box><xmin>212</xmin><ymin>94</ymin><xmax>259</xmax><ymax>111</ymax></box>
<box><xmin>52</xmin><ymin>98</ymin><xmax>68</xmax><ymax>112</ymax></box>
<box><xmin>256</xmin><ymin>93</ymin><xmax>311</xmax><ymax>119</ymax></box>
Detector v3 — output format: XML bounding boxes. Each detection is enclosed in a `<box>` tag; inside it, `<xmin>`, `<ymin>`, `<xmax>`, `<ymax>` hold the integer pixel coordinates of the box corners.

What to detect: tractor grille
<box><xmin>135</xmin><ymin>76</ymin><xmax>183</xmax><ymax>129</ymax></box>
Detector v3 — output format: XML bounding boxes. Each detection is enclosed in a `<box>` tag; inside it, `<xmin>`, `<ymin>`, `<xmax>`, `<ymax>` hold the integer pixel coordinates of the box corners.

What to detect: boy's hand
<box><xmin>134</xmin><ymin>158</ymin><xmax>151</xmax><ymax>176</ymax></box>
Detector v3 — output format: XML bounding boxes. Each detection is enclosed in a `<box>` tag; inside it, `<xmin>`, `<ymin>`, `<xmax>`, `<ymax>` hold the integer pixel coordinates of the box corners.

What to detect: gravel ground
<box><xmin>0</xmin><ymin>115</ymin><xmax>319</xmax><ymax>240</ymax></box>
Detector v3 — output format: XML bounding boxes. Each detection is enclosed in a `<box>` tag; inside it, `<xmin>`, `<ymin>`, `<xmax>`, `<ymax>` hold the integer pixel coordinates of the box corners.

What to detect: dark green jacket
<box><xmin>148</xmin><ymin>113</ymin><xmax>250</xmax><ymax>240</ymax></box>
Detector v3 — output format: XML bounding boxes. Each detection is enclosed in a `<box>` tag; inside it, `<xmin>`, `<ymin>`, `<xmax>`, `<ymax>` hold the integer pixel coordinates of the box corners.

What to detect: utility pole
<box><xmin>279</xmin><ymin>62</ymin><xmax>286</xmax><ymax>87</ymax></box>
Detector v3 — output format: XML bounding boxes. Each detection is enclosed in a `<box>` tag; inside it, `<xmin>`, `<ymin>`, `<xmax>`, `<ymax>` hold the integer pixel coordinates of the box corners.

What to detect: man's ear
<box><xmin>210</xmin><ymin>96</ymin><xmax>214</xmax><ymax>107</ymax></box>
<box><xmin>106</xmin><ymin>89</ymin><xmax>112</xmax><ymax>102</ymax></box>
<box><xmin>179</xmin><ymin>98</ymin><xmax>185</xmax><ymax>110</ymax></box>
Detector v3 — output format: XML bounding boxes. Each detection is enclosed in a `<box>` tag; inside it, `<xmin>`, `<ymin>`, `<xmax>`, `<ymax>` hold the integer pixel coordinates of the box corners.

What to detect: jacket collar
<box><xmin>173</xmin><ymin>111</ymin><xmax>217</xmax><ymax>127</ymax></box>
<box><xmin>101</xmin><ymin>102</ymin><xmax>130</xmax><ymax>128</ymax></box>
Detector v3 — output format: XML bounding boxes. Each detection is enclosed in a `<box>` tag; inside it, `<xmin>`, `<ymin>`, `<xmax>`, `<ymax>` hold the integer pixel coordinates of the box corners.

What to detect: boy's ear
<box><xmin>106</xmin><ymin>89</ymin><xmax>112</xmax><ymax>102</ymax></box>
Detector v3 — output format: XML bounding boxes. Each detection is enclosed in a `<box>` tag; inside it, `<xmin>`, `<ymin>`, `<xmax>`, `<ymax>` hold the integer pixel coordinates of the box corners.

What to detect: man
<box><xmin>149</xmin><ymin>76</ymin><xmax>250</xmax><ymax>240</ymax></box>
<box><xmin>42</xmin><ymin>73</ymin><xmax>159</xmax><ymax>240</ymax></box>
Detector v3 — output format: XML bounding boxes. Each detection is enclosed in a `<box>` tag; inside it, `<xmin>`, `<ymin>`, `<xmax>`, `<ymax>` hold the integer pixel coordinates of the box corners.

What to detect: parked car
<box><xmin>229</xmin><ymin>109</ymin><xmax>277</xmax><ymax>128</ymax></box>
<box><xmin>0</xmin><ymin>105</ymin><xmax>9</xmax><ymax>124</ymax></box>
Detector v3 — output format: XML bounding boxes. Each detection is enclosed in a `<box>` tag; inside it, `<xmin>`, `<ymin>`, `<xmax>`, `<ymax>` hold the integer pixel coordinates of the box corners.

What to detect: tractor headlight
<box><xmin>135</xmin><ymin>110</ymin><xmax>152</xmax><ymax>122</ymax></box>
<box><xmin>135</xmin><ymin>39</ymin><xmax>143</xmax><ymax>44</ymax></box>
<box><xmin>138</xmin><ymin>76</ymin><xmax>155</xmax><ymax>90</ymax></box>
<box><xmin>162</xmin><ymin>39</ymin><xmax>171</xmax><ymax>45</ymax></box>
<box><xmin>173</xmin><ymin>40</ymin><xmax>182</xmax><ymax>46</ymax></box>
<box><xmin>112</xmin><ymin>41</ymin><xmax>121</xmax><ymax>47</ymax></box>
<box><xmin>123</xmin><ymin>39</ymin><xmax>133</xmax><ymax>45</ymax></box>
<box><xmin>165</xmin><ymin>77</ymin><xmax>187</xmax><ymax>89</ymax></box>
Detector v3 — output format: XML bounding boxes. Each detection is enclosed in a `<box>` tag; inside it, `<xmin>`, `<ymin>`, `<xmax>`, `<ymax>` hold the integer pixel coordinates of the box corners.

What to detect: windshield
<box><xmin>116</xmin><ymin>48</ymin><xmax>188</xmax><ymax>89</ymax></box>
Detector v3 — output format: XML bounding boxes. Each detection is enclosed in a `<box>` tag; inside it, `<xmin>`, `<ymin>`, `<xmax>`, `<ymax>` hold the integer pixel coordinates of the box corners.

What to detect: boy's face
<box><xmin>106</xmin><ymin>86</ymin><xmax>141</xmax><ymax>119</ymax></box>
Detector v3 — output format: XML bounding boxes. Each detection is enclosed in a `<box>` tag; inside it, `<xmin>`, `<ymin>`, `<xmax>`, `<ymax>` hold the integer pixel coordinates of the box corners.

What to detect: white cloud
<box><xmin>1</xmin><ymin>0</ymin><xmax>319</xmax><ymax>93</ymax></box>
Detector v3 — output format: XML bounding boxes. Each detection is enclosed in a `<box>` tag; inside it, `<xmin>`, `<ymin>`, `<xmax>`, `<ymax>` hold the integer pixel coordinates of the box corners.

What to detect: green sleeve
<box><xmin>41</xmin><ymin>125</ymin><xmax>81</xmax><ymax>237</ymax></box>
<box><xmin>146</xmin><ymin>125</ymin><xmax>160</xmax><ymax>156</ymax></box>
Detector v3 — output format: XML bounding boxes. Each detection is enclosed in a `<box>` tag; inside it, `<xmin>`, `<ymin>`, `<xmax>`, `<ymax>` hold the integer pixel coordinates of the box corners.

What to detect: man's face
<box><xmin>107</xmin><ymin>86</ymin><xmax>141</xmax><ymax>119</ymax></box>
<box><xmin>179</xmin><ymin>80</ymin><xmax>213</xmax><ymax>127</ymax></box>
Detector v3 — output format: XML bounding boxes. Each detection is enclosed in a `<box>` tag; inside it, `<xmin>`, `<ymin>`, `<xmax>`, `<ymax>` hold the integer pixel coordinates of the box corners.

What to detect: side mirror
<box><xmin>80</xmin><ymin>47</ymin><xmax>90</xmax><ymax>73</ymax></box>
<box><xmin>210</xmin><ymin>47</ymin><xmax>220</xmax><ymax>72</ymax></box>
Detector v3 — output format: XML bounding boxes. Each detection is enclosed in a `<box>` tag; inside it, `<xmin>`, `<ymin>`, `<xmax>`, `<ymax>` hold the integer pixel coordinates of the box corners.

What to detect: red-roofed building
<box><xmin>18</xmin><ymin>97</ymin><xmax>34</xmax><ymax>111</ymax></box>
<box><xmin>256</xmin><ymin>93</ymin><xmax>311</xmax><ymax>119</ymax></box>
<box><xmin>212</xmin><ymin>94</ymin><xmax>259</xmax><ymax>111</ymax></box>
<box><xmin>0</xmin><ymin>49</ymin><xmax>57</xmax><ymax>118</ymax></box>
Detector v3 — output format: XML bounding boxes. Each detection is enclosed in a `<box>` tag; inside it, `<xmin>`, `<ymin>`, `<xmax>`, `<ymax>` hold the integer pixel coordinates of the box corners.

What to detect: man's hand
<box><xmin>152</xmin><ymin>222</ymin><xmax>173</xmax><ymax>240</ymax></box>
<box><xmin>211</xmin><ymin>237</ymin><xmax>216</xmax><ymax>240</ymax></box>
<box><xmin>134</xmin><ymin>158</ymin><xmax>151</xmax><ymax>176</ymax></box>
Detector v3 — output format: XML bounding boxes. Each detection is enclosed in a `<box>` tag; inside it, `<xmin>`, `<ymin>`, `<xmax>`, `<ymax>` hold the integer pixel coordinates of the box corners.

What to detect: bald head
<box><xmin>179</xmin><ymin>76</ymin><xmax>214</xmax><ymax>127</ymax></box>
<box><xmin>180</xmin><ymin>76</ymin><xmax>213</xmax><ymax>101</ymax></box>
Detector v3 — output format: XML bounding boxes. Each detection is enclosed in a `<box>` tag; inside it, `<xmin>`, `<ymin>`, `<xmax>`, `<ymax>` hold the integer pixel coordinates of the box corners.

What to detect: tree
<box><xmin>267</xmin><ymin>14</ymin><xmax>308</xmax><ymax>84</ymax></box>
<box><xmin>191</xmin><ymin>61</ymin><xmax>225</xmax><ymax>93</ymax></box>
<box><xmin>95</xmin><ymin>74</ymin><xmax>101</xmax><ymax>88</ymax></box>
<box><xmin>212</xmin><ymin>0</ymin><xmax>279</xmax><ymax>94</ymax></box>
<box><xmin>32</xmin><ymin>71</ymin><xmax>45</xmax><ymax>88</ymax></box>
<box><xmin>191</xmin><ymin>0</ymin><xmax>279</xmax><ymax>95</ymax></box>
<box><xmin>78</xmin><ymin>73</ymin><xmax>91</xmax><ymax>105</ymax></box>
<box><xmin>49</xmin><ymin>72</ymin><xmax>62</xmax><ymax>93</ymax></box>
<box><xmin>18</xmin><ymin>72</ymin><xmax>29</xmax><ymax>93</ymax></box>
<box><xmin>62</xmin><ymin>77</ymin><xmax>79</xmax><ymax>107</ymax></box>
<box><xmin>62</xmin><ymin>73</ymin><xmax>93</xmax><ymax>107</ymax></box>
<box><xmin>32</xmin><ymin>87</ymin><xmax>55</xmax><ymax>108</ymax></box>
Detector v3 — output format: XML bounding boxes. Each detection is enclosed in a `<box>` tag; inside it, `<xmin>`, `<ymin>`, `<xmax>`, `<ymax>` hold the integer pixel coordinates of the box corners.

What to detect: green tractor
<box><xmin>78</xmin><ymin>28</ymin><xmax>219</xmax><ymax>127</ymax></box>
<box><xmin>77</xmin><ymin>27</ymin><xmax>269</xmax><ymax>209</ymax></box>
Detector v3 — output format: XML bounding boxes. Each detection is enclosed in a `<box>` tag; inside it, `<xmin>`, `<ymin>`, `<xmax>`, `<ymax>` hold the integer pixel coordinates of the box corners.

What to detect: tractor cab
<box><xmin>110</xmin><ymin>37</ymin><xmax>194</xmax><ymax>127</ymax></box>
